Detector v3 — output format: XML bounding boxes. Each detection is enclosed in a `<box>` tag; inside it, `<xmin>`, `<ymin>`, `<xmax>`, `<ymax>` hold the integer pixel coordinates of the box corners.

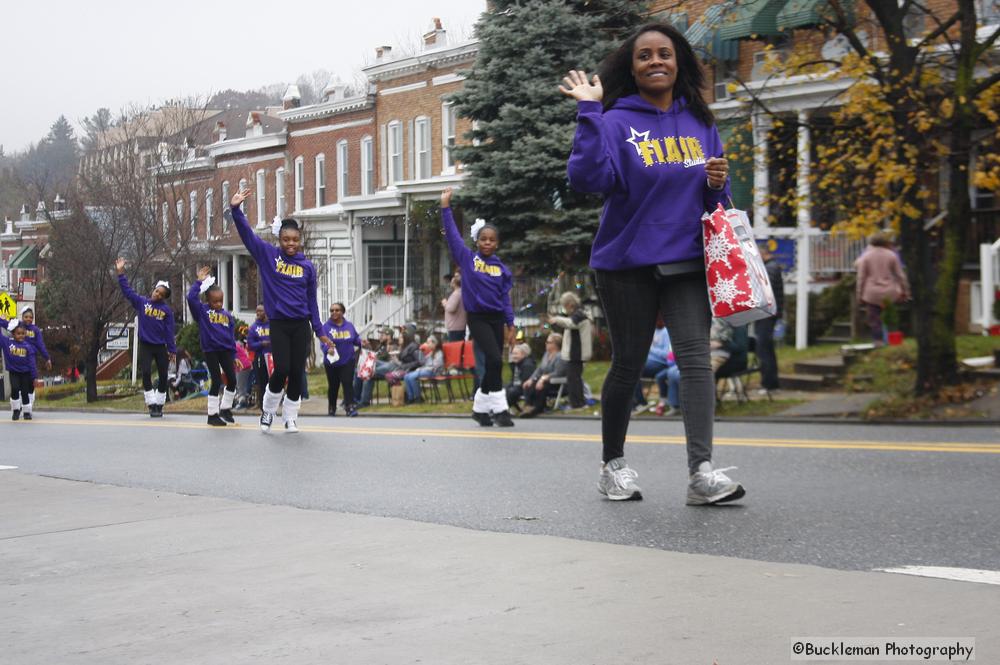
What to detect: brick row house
<box><xmin>157</xmin><ymin>19</ymin><xmax>474</xmax><ymax>330</ymax></box>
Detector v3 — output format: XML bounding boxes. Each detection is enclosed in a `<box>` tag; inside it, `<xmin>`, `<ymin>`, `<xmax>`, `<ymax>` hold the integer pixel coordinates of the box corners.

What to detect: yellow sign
<box><xmin>0</xmin><ymin>291</ymin><xmax>16</xmax><ymax>320</ymax></box>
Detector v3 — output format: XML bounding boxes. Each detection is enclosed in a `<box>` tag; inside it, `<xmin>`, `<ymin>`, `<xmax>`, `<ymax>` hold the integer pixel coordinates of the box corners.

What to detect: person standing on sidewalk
<box><xmin>320</xmin><ymin>302</ymin><xmax>361</xmax><ymax>417</ymax></box>
<box><xmin>548</xmin><ymin>291</ymin><xmax>592</xmax><ymax>409</ymax></box>
<box><xmin>440</xmin><ymin>187</ymin><xmax>517</xmax><ymax>427</ymax></box>
<box><xmin>442</xmin><ymin>273</ymin><xmax>467</xmax><ymax>343</ymax></box>
<box><xmin>228</xmin><ymin>187</ymin><xmax>333</xmax><ymax>434</ymax></box>
<box><xmin>754</xmin><ymin>242</ymin><xmax>784</xmax><ymax>395</ymax></box>
<box><xmin>855</xmin><ymin>233</ymin><xmax>910</xmax><ymax>344</ymax></box>
<box><xmin>561</xmin><ymin>22</ymin><xmax>745</xmax><ymax>504</ymax></box>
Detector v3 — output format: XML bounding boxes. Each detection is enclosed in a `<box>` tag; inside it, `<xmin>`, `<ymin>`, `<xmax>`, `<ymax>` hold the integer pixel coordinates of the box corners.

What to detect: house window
<box><xmin>387</xmin><ymin>121</ymin><xmax>403</xmax><ymax>185</ymax></box>
<box><xmin>206</xmin><ymin>189</ymin><xmax>214</xmax><ymax>239</ymax></box>
<box><xmin>315</xmin><ymin>154</ymin><xmax>326</xmax><ymax>207</ymax></box>
<box><xmin>414</xmin><ymin>116</ymin><xmax>431</xmax><ymax>180</ymax></box>
<box><xmin>294</xmin><ymin>157</ymin><xmax>305</xmax><ymax>210</ymax></box>
<box><xmin>256</xmin><ymin>169</ymin><xmax>266</xmax><ymax>226</ymax></box>
<box><xmin>276</xmin><ymin>168</ymin><xmax>286</xmax><ymax>218</ymax></box>
<box><xmin>221</xmin><ymin>181</ymin><xmax>230</xmax><ymax>234</ymax></box>
<box><xmin>365</xmin><ymin>242</ymin><xmax>423</xmax><ymax>291</ymax></box>
<box><xmin>337</xmin><ymin>140</ymin><xmax>349</xmax><ymax>200</ymax></box>
<box><xmin>189</xmin><ymin>190</ymin><xmax>198</xmax><ymax>239</ymax></box>
<box><xmin>441</xmin><ymin>102</ymin><xmax>457</xmax><ymax>173</ymax></box>
<box><xmin>361</xmin><ymin>136</ymin><xmax>374</xmax><ymax>195</ymax></box>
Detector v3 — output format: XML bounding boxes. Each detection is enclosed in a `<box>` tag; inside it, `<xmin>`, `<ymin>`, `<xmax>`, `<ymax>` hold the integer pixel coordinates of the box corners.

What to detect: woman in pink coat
<box><xmin>855</xmin><ymin>233</ymin><xmax>910</xmax><ymax>343</ymax></box>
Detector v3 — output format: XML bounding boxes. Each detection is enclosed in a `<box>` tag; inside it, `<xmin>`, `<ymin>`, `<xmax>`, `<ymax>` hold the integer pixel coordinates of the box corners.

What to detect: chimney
<box><xmin>375</xmin><ymin>45</ymin><xmax>393</xmax><ymax>61</ymax></box>
<box><xmin>53</xmin><ymin>194</ymin><xmax>65</xmax><ymax>211</ymax></box>
<box><xmin>423</xmin><ymin>18</ymin><xmax>447</xmax><ymax>48</ymax></box>
<box><xmin>282</xmin><ymin>85</ymin><xmax>301</xmax><ymax>110</ymax></box>
<box><xmin>19</xmin><ymin>204</ymin><xmax>30</xmax><ymax>222</ymax></box>
<box><xmin>35</xmin><ymin>201</ymin><xmax>46</xmax><ymax>220</ymax></box>
<box><xmin>323</xmin><ymin>76</ymin><xmax>349</xmax><ymax>102</ymax></box>
<box><xmin>246</xmin><ymin>112</ymin><xmax>264</xmax><ymax>137</ymax></box>
<box><xmin>214</xmin><ymin>120</ymin><xmax>227</xmax><ymax>142</ymax></box>
<box><xmin>3</xmin><ymin>218</ymin><xmax>12</xmax><ymax>235</ymax></box>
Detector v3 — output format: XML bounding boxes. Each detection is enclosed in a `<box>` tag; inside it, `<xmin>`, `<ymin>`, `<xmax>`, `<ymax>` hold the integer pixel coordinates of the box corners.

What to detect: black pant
<box><xmin>9</xmin><ymin>370</ymin><xmax>33</xmax><ymax>405</ymax></box>
<box><xmin>325</xmin><ymin>359</ymin><xmax>357</xmax><ymax>411</ymax></box>
<box><xmin>595</xmin><ymin>268</ymin><xmax>714</xmax><ymax>471</ymax></box>
<box><xmin>138</xmin><ymin>341</ymin><xmax>170</xmax><ymax>393</ymax></box>
<box><xmin>267</xmin><ymin>318</ymin><xmax>312</xmax><ymax>401</ymax></box>
<box><xmin>565</xmin><ymin>360</ymin><xmax>585</xmax><ymax>408</ymax></box>
<box><xmin>447</xmin><ymin>330</ymin><xmax>466</xmax><ymax>342</ymax></box>
<box><xmin>467</xmin><ymin>311</ymin><xmax>505</xmax><ymax>393</ymax></box>
<box><xmin>753</xmin><ymin>316</ymin><xmax>779</xmax><ymax>390</ymax></box>
<box><xmin>524</xmin><ymin>381</ymin><xmax>559</xmax><ymax>410</ymax></box>
<box><xmin>204</xmin><ymin>350</ymin><xmax>237</xmax><ymax>397</ymax></box>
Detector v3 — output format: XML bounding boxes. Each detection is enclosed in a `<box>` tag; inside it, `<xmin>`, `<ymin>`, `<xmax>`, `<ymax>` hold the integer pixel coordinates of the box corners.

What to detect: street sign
<box><xmin>0</xmin><ymin>291</ymin><xmax>16</xmax><ymax>320</ymax></box>
<box><xmin>106</xmin><ymin>326</ymin><xmax>130</xmax><ymax>350</ymax></box>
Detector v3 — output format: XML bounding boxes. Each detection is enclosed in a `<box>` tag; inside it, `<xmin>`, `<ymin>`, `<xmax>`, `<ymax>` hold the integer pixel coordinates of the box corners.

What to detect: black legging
<box><xmin>204</xmin><ymin>350</ymin><xmax>237</xmax><ymax>397</ymax></box>
<box><xmin>9</xmin><ymin>370</ymin><xmax>33</xmax><ymax>405</ymax></box>
<box><xmin>267</xmin><ymin>318</ymin><xmax>312</xmax><ymax>401</ymax></box>
<box><xmin>325</xmin><ymin>359</ymin><xmax>357</xmax><ymax>411</ymax></box>
<box><xmin>138</xmin><ymin>341</ymin><xmax>170</xmax><ymax>392</ymax></box>
<box><xmin>467</xmin><ymin>311</ymin><xmax>505</xmax><ymax>393</ymax></box>
<box><xmin>254</xmin><ymin>354</ymin><xmax>269</xmax><ymax>410</ymax></box>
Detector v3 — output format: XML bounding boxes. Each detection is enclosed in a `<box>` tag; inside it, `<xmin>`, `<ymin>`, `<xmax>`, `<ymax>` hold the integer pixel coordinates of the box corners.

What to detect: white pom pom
<box><xmin>7</xmin><ymin>318</ymin><xmax>19</xmax><ymax>332</ymax></box>
<box><xmin>199</xmin><ymin>276</ymin><xmax>216</xmax><ymax>294</ymax></box>
<box><xmin>271</xmin><ymin>216</ymin><xmax>282</xmax><ymax>237</ymax></box>
<box><xmin>470</xmin><ymin>218</ymin><xmax>486</xmax><ymax>241</ymax></box>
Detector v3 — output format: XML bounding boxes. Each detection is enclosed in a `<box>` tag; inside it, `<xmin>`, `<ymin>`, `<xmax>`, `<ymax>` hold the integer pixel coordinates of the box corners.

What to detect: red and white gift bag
<box><xmin>701</xmin><ymin>203</ymin><xmax>777</xmax><ymax>326</ymax></box>
<box><xmin>355</xmin><ymin>348</ymin><xmax>377</xmax><ymax>381</ymax></box>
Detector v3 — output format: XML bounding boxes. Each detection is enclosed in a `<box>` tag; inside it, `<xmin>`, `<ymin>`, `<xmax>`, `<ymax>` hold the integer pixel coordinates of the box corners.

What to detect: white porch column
<box><xmin>231</xmin><ymin>254</ymin><xmax>241</xmax><ymax>315</ymax></box>
<box><xmin>752</xmin><ymin>112</ymin><xmax>771</xmax><ymax>234</ymax></box>
<box><xmin>795</xmin><ymin>110</ymin><xmax>812</xmax><ymax>350</ymax></box>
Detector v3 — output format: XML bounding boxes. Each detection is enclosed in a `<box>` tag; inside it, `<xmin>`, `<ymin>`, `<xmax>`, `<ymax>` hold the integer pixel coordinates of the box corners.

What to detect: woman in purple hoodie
<box><xmin>228</xmin><ymin>188</ymin><xmax>333</xmax><ymax>434</ymax></box>
<box><xmin>561</xmin><ymin>22</ymin><xmax>744</xmax><ymax>505</ymax></box>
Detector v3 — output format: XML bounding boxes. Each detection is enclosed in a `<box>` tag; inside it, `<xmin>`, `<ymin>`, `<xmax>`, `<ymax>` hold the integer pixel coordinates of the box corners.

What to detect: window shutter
<box><xmin>408</xmin><ymin>118</ymin><xmax>416</xmax><ymax>181</ymax></box>
<box><xmin>379</xmin><ymin>124</ymin><xmax>387</xmax><ymax>188</ymax></box>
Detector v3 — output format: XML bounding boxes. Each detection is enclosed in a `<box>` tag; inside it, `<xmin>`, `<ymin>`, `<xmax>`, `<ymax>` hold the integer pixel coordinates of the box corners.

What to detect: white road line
<box><xmin>0</xmin><ymin>465</ymin><xmax>18</xmax><ymax>470</ymax></box>
<box><xmin>877</xmin><ymin>565</ymin><xmax>1000</xmax><ymax>586</ymax></box>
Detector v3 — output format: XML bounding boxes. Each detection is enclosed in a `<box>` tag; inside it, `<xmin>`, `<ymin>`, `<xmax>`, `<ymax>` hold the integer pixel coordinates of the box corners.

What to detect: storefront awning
<box><xmin>718</xmin><ymin>0</ymin><xmax>788</xmax><ymax>40</ymax></box>
<box><xmin>777</xmin><ymin>0</ymin><xmax>849</xmax><ymax>31</ymax></box>
<box><xmin>9</xmin><ymin>245</ymin><xmax>38</xmax><ymax>270</ymax></box>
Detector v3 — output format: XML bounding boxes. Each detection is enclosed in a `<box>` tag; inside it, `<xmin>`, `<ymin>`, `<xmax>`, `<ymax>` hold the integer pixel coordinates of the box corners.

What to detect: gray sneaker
<box><xmin>686</xmin><ymin>462</ymin><xmax>745</xmax><ymax>505</ymax></box>
<box><xmin>598</xmin><ymin>457</ymin><xmax>643</xmax><ymax>501</ymax></box>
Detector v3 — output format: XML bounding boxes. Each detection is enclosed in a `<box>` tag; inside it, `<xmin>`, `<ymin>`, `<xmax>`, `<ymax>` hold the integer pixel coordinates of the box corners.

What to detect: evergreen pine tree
<box><xmin>450</xmin><ymin>0</ymin><xmax>647</xmax><ymax>272</ymax></box>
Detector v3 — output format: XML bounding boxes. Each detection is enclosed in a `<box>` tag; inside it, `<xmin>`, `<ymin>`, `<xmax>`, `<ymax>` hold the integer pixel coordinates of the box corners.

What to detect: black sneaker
<box><xmin>259</xmin><ymin>411</ymin><xmax>274</xmax><ymax>433</ymax></box>
<box><xmin>12</xmin><ymin>409</ymin><xmax>21</xmax><ymax>421</ymax></box>
<box><xmin>472</xmin><ymin>411</ymin><xmax>494</xmax><ymax>427</ymax></box>
<box><xmin>207</xmin><ymin>414</ymin><xmax>227</xmax><ymax>427</ymax></box>
<box><xmin>151</xmin><ymin>405</ymin><xmax>164</xmax><ymax>418</ymax></box>
<box><xmin>219</xmin><ymin>409</ymin><xmax>235</xmax><ymax>423</ymax></box>
<box><xmin>23</xmin><ymin>412</ymin><xmax>32</xmax><ymax>421</ymax></box>
<box><xmin>148</xmin><ymin>405</ymin><xmax>157</xmax><ymax>418</ymax></box>
<box><xmin>491</xmin><ymin>410</ymin><xmax>515</xmax><ymax>427</ymax></box>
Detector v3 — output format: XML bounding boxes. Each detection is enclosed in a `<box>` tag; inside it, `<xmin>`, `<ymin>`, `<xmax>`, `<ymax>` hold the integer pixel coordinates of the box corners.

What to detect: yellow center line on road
<box><xmin>5</xmin><ymin>418</ymin><xmax>1000</xmax><ymax>455</ymax></box>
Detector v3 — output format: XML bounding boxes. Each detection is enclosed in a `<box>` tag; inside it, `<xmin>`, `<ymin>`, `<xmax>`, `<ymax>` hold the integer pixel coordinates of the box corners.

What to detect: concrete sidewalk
<box><xmin>1</xmin><ymin>473</ymin><xmax>995</xmax><ymax>664</ymax></box>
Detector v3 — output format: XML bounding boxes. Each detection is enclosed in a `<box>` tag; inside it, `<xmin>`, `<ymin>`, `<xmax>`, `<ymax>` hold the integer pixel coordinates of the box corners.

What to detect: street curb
<box><xmin>32</xmin><ymin>407</ymin><xmax>1000</xmax><ymax>428</ymax></box>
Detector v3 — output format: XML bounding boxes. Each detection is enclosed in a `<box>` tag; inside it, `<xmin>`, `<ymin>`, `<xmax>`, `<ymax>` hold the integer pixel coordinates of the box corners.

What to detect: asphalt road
<box><xmin>3</xmin><ymin>411</ymin><xmax>999</xmax><ymax>572</ymax></box>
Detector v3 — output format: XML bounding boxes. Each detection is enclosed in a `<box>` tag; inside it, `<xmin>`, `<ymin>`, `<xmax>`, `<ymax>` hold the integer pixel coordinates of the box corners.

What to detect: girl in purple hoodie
<box><xmin>187</xmin><ymin>266</ymin><xmax>238</xmax><ymax>427</ymax></box>
<box><xmin>561</xmin><ymin>22</ymin><xmax>744</xmax><ymax>505</ymax></box>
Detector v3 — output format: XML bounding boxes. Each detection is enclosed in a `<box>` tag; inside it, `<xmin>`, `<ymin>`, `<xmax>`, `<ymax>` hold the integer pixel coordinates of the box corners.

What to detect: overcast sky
<box><xmin>0</xmin><ymin>1</ymin><xmax>486</xmax><ymax>153</ymax></box>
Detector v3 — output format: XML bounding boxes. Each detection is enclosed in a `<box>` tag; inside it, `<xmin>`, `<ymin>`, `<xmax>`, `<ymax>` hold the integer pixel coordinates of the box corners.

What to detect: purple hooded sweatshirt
<box><xmin>187</xmin><ymin>281</ymin><xmax>237</xmax><ymax>354</ymax></box>
<box><xmin>441</xmin><ymin>207</ymin><xmax>514</xmax><ymax>326</ymax></box>
<box><xmin>567</xmin><ymin>96</ymin><xmax>731</xmax><ymax>271</ymax></box>
<box><xmin>0</xmin><ymin>319</ymin><xmax>38</xmax><ymax>374</ymax></box>
<box><xmin>229</xmin><ymin>206</ymin><xmax>324</xmax><ymax>335</ymax></box>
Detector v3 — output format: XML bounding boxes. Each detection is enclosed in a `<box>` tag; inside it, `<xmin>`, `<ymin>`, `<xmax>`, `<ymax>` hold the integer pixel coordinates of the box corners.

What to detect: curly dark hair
<box><xmin>597</xmin><ymin>22</ymin><xmax>715</xmax><ymax>128</ymax></box>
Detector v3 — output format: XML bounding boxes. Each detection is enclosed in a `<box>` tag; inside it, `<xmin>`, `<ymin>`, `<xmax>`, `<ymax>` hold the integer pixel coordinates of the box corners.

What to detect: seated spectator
<box><xmin>520</xmin><ymin>333</ymin><xmax>567</xmax><ymax>418</ymax></box>
<box><xmin>384</xmin><ymin>329</ymin><xmax>422</xmax><ymax>386</ymax></box>
<box><xmin>712</xmin><ymin>318</ymin><xmax>749</xmax><ymax>377</ymax></box>
<box><xmin>404</xmin><ymin>336</ymin><xmax>444</xmax><ymax>403</ymax></box>
<box><xmin>505</xmin><ymin>343</ymin><xmax>537</xmax><ymax>412</ymax></box>
<box><xmin>632</xmin><ymin>322</ymin><xmax>681</xmax><ymax>416</ymax></box>
<box><xmin>168</xmin><ymin>349</ymin><xmax>195</xmax><ymax>400</ymax></box>
<box><xmin>548</xmin><ymin>291</ymin><xmax>592</xmax><ymax>409</ymax></box>
<box><xmin>356</xmin><ymin>328</ymin><xmax>399</xmax><ymax>407</ymax></box>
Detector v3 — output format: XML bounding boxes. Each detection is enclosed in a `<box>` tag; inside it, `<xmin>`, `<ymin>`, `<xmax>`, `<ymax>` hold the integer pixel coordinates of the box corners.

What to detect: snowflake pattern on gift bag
<box><xmin>701</xmin><ymin>203</ymin><xmax>777</xmax><ymax>325</ymax></box>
